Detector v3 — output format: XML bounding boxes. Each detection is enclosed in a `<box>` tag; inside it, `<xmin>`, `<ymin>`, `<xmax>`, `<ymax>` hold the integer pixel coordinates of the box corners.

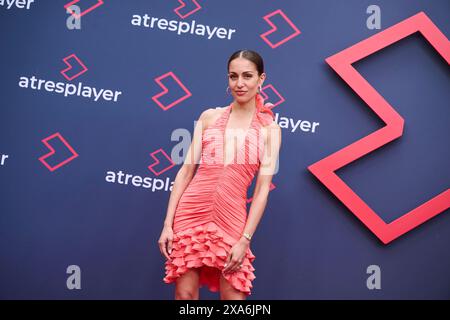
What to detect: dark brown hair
<box><xmin>227</xmin><ymin>50</ymin><xmax>264</xmax><ymax>76</ymax></box>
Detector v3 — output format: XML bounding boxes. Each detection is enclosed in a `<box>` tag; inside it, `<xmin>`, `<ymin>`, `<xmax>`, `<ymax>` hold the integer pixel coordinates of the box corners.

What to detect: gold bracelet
<box><xmin>242</xmin><ymin>232</ymin><xmax>252</xmax><ymax>241</ymax></box>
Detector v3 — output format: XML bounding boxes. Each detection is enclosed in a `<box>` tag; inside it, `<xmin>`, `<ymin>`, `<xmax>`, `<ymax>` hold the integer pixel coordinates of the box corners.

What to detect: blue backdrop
<box><xmin>0</xmin><ymin>0</ymin><xmax>449</xmax><ymax>299</ymax></box>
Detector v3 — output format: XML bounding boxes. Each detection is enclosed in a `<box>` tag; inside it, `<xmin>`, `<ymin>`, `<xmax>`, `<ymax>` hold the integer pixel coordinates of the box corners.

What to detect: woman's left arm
<box><xmin>243</xmin><ymin>122</ymin><xmax>282</xmax><ymax>239</ymax></box>
<box><xmin>223</xmin><ymin>123</ymin><xmax>282</xmax><ymax>274</ymax></box>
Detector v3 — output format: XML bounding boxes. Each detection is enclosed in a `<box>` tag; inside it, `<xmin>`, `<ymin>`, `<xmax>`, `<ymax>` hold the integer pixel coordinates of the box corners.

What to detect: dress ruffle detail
<box><xmin>163</xmin><ymin>222</ymin><xmax>256</xmax><ymax>295</ymax></box>
<box><xmin>255</xmin><ymin>93</ymin><xmax>275</xmax><ymax>126</ymax></box>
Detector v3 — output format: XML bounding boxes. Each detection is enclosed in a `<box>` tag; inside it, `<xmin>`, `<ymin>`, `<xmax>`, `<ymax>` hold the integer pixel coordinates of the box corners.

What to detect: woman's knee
<box><xmin>175</xmin><ymin>287</ymin><xmax>199</xmax><ymax>300</ymax></box>
<box><xmin>220</xmin><ymin>288</ymin><xmax>246</xmax><ymax>300</ymax></box>
<box><xmin>175</xmin><ymin>269</ymin><xmax>200</xmax><ymax>300</ymax></box>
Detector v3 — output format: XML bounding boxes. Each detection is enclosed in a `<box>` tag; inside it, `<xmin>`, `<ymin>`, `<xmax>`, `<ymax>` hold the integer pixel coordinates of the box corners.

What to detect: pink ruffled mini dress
<box><xmin>163</xmin><ymin>93</ymin><xmax>274</xmax><ymax>295</ymax></box>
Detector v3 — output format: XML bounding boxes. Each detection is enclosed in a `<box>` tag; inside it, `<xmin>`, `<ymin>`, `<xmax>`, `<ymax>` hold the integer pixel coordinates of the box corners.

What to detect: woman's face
<box><xmin>228</xmin><ymin>57</ymin><xmax>265</xmax><ymax>103</ymax></box>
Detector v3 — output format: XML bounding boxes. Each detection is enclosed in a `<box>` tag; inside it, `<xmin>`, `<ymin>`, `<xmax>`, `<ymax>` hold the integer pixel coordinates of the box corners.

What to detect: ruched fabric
<box><xmin>163</xmin><ymin>93</ymin><xmax>274</xmax><ymax>295</ymax></box>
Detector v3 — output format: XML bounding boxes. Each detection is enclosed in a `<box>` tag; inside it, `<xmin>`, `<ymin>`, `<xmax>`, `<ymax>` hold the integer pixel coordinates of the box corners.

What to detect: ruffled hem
<box><xmin>163</xmin><ymin>222</ymin><xmax>256</xmax><ymax>295</ymax></box>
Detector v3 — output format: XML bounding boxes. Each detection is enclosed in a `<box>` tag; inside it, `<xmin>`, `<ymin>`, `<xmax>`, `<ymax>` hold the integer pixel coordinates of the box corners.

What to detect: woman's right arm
<box><xmin>158</xmin><ymin>108</ymin><xmax>213</xmax><ymax>259</ymax></box>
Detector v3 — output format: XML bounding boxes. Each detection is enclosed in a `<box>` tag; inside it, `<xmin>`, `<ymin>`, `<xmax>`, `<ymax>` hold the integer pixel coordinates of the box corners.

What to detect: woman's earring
<box><xmin>226</xmin><ymin>86</ymin><xmax>230</xmax><ymax>94</ymax></box>
<box><xmin>258</xmin><ymin>85</ymin><xmax>262</xmax><ymax>93</ymax></box>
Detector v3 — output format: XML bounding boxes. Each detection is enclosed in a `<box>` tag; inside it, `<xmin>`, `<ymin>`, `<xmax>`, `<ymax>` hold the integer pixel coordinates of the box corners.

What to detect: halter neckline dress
<box><xmin>163</xmin><ymin>94</ymin><xmax>274</xmax><ymax>295</ymax></box>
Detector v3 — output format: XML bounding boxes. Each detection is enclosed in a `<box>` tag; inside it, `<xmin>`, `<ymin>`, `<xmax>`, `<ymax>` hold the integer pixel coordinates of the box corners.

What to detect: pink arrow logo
<box><xmin>148</xmin><ymin>148</ymin><xmax>176</xmax><ymax>176</ymax></box>
<box><xmin>260</xmin><ymin>9</ymin><xmax>301</xmax><ymax>48</ymax></box>
<box><xmin>308</xmin><ymin>11</ymin><xmax>450</xmax><ymax>244</ymax></box>
<box><xmin>64</xmin><ymin>0</ymin><xmax>104</xmax><ymax>19</ymax></box>
<box><xmin>260</xmin><ymin>84</ymin><xmax>285</xmax><ymax>109</ymax></box>
<box><xmin>174</xmin><ymin>0</ymin><xmax>202</xmax><ymax>19</ymax></box>
<box><xmin>60</xmin><ymin>53</ymin><xmax>88</xmax><ymax>81</ymax></box>
<box><xmin>152</xmin><ymin>71</ymin><xmax>192</xmax><ymax>111</ymax></box>
<box><xmin>39</xmin><ymin>132</ymin><xmax>79</xmax><ymax>171</ymax></box>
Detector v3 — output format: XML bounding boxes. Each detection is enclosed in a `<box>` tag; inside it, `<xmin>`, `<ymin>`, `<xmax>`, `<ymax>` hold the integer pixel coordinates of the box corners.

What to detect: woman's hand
<box><xmin>222</xmin><ymin>238</ymin><xmax>250</xmax><ymax>274</ymax></box>
<box><xmin>158</xmin><ymin>225</ymin><xmax>174</xmax><ymax>260</ymax></box>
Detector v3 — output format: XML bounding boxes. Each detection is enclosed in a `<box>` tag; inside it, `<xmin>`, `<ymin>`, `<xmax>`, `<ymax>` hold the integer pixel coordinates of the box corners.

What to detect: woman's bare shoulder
<box><xmin>201</xmin><ymin>106</ymin><xmax>227</xmax><ymax>129</ymax></box>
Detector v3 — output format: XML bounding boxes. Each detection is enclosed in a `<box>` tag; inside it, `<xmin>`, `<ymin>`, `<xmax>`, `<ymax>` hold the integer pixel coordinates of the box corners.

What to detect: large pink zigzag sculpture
<box><xmin>308</xmin><ymin>12</ymin><xmax>450</xmax><ymax>244</ymax></box>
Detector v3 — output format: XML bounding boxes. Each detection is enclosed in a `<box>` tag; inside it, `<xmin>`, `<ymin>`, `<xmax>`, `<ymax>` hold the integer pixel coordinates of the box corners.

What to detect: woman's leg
<box><xmin>175</xmin><ymin>268</ymin><xmax>200</xmax><ymax>300</ymax></box>
<box><xmin>219</xmin><ymin>274</ymin><xmax>246</xmax><ymax>300</ymax></box>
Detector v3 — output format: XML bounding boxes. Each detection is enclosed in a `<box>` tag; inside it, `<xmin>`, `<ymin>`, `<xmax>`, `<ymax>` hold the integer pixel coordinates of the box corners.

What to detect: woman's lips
<box><xmin>236</xmin><ymin>91</ymin><xmax>247</xmax><ymax>96</ymax></box>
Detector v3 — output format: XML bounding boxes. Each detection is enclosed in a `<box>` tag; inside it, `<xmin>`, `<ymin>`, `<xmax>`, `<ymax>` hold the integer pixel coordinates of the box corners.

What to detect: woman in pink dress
<box><xmin>158</xmin><ymin>49</ymin><xmax>282</xmax><ymax>300</ymax></box>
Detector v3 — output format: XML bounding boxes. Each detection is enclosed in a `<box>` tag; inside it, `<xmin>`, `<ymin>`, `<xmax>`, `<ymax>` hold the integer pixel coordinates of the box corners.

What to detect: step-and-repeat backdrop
<box><xmin>0</xmin><ymin>0</ymin><xmax>449</xmax><ymax>299</ymax></box>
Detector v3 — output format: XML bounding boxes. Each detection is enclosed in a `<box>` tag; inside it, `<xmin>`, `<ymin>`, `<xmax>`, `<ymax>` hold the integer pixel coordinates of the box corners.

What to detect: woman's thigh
<box><xmin>175</xmin><ymin>268</ymin><xmax>200</xmax><ymax>300</ymax></box>
<box><xmin>219</xmin><ymin>274</ymin><xmax>246</xmax><ymax>300</ymax></box>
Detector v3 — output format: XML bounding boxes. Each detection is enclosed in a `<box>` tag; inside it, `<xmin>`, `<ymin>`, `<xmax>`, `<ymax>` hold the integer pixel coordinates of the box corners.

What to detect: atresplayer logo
<box><xmin>0</xmin><ymin>154</ymin><xmax>9</xmax><ymax>165</ymax></box>
<box><xmin>0</xmin><ymin>0</ymin><xmax>35</xmax><ymax>10</ymax></box>
<box><xmin>131</xmin><ymin>13</ymin><xmax>237</xmax><ymax>40</ymax></box>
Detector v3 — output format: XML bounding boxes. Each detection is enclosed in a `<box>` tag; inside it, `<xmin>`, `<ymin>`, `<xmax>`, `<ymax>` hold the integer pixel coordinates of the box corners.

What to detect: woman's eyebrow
<box><xmin>229</xmin><ymin>71</ymin><xmax>254</xmax><ymax>74</ymax></box>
